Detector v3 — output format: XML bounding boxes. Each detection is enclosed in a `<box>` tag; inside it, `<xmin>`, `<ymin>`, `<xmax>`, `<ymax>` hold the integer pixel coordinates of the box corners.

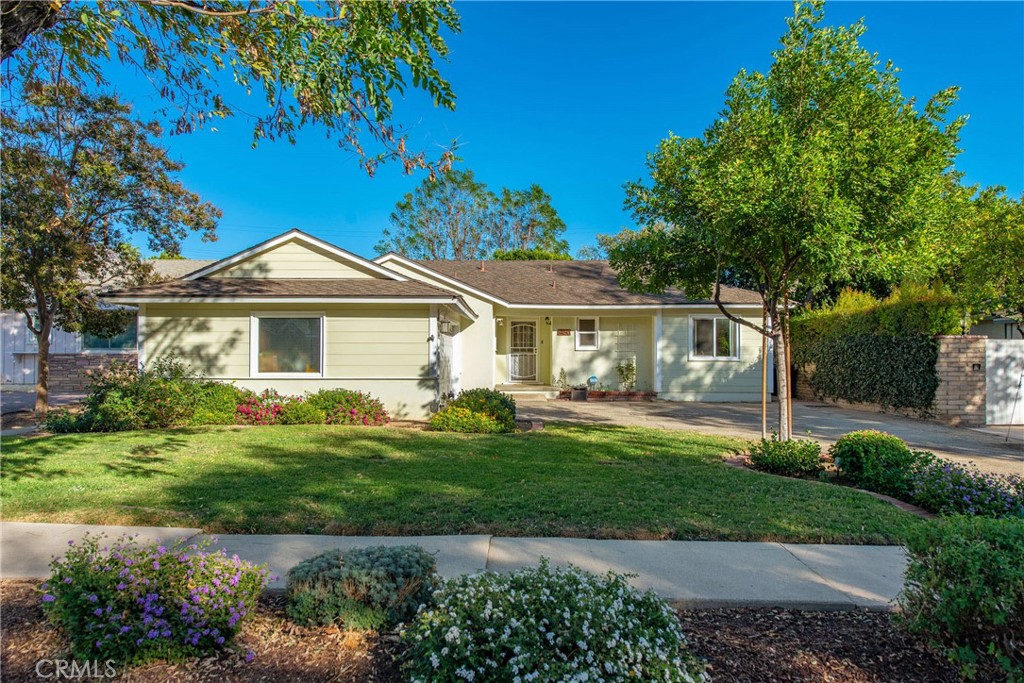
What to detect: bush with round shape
<box><xmin>40</xmin><ymin>534</ymin><xmax>267</xmax><ymax>666</ymax></box>
<box><xmin>748</xmin><ymin>435</ymin><xmax>823</xmax><ymax>477</ymax></box>
<box><xmin>898</xmin><ymin>516</ymin><xmax>1024</xmax><ymax>681</ymax></box>
<box><xmin>402</xmin><ymin>560</ymin><xmax>708</xmax><ymax>683</ymax></box>
<box><xmin>429</xmin><ymin>405</ymin><xmax>506</xmax><ymax>434</ymax></box>
<box><xmin>278</xmin><ymin>398</ymin><xmax>327</xmax><ymax>425</ymax></box>
<box><xmin>830</xmin><ymin>430</ymin><xmax>930</xmax><ymax>498</ymax></box>
<box><xmin>445</xmin><ymin>388</ymin><xmax>516</xmax><ymax>432</ymax></box>
<box><xmin>305</xmin><ymin>388</ymin><xmax>390</xmax><ymax>426</ymax></box>
<box><xmin>286</xmin><ymin>545</ymin><xmax>436</xmax><ymax>630</ymax></box>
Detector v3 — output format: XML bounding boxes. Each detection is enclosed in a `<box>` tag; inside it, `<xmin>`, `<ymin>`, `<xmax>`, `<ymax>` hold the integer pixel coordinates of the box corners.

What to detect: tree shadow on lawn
<box><xmin>150</xmin><ymin>426</ymin><xmax>918</xmax><ymax>542</ymax></box>
<box><xmin>1</xmin><ymin>430</ymin><xmax>195</xmax><ymax>482</ymax></box>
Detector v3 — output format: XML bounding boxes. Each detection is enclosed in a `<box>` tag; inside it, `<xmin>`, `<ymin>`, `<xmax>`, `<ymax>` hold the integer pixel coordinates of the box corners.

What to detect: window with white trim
<box><xmin>690</xmin><ymin>317</ymin><xmax>739</xmax><ymax>360</ymax></box>
<box><xmin>254</xmin><ymin>316</ymin><xmax>323</xmax><ymax>375</ymax></box>
<box><xmin>82</xmin><ymin>317</ymin><xmax>138</xmax><ymax>350</ymax></box>
<box><xmin>576</xmin><ymin>317</ymin><xmax>599</xmax><ymax>350</ymax></box>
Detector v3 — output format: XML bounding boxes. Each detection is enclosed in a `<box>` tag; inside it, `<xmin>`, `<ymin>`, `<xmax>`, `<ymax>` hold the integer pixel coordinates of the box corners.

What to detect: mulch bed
<box><xmin>1</xmin><ymin>580</ymin><xmax>961</xmax><ymax>682</ymax></box>
<box><xmin>676</xmin><ymin>608</ymin><xmax>961</xmax><ymax>683</ymax></box>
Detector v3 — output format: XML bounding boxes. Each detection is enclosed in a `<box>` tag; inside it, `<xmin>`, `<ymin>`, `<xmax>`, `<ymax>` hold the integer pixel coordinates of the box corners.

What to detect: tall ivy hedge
<box><xmin>792</xmin><ymin>285</ymin><xmax>962</xmax><ymax>413</ymax></box>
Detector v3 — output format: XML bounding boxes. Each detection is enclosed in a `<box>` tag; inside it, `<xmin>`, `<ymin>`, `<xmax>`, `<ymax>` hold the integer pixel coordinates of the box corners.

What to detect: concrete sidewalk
<box><xmin>0</xmin><ymin>522</ymin><xmax>907</xmax><ymax>610</ymax></box>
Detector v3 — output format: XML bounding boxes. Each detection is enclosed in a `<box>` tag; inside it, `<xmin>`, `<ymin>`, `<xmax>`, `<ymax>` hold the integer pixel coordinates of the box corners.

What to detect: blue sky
<box><xmin>120</xmin><ymin>1</ymin><xmax>1023</xmax><ymax>261</ymax></box>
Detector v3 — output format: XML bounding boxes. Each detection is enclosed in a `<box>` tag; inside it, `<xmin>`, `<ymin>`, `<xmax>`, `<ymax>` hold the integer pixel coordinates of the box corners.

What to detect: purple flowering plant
<box><xmin>40</xmin><ymin>534</ymin><xmax>267</xmax><ymax>666</ymax></box>
<box><xmin>910</xmin><ymin>460</ymin><xmax>1024</xmax><ymax>518</ymax></box>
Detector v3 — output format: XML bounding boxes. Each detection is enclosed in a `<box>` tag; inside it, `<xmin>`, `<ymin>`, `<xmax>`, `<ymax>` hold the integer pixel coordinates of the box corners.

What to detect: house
<box><xmin>89</xmin><ymin>230</ymin><xmax>765</xmax><ymax>419</ymax></box>
<box><xmin>0</xmin><ymin>259</ymin><xmax>215</xmax><ymax>391</ymax></box>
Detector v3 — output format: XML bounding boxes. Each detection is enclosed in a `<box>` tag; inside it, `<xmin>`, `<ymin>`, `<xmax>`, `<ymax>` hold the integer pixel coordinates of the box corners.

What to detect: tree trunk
<box><xmin>761</xmin><ymin>307</ymin><xmax>768</xmax><ymax>439</ymax></box>
<box><xmin>33</xmin><ymin>315</ymin><xmax>52</xmax><ymax>417</ymax></box>
<box><xmin>1</xmin><ymin>0</ymin><xmax>62</xmax><ymax>61</ymax></box>
<box><xmin>773</xmin><ymin>326</ymin><xmax>791</xmax><ymax>441</ymax></box>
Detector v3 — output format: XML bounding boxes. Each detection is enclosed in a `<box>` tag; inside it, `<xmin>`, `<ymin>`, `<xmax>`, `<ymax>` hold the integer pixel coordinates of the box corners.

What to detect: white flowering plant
<box><xmin>401</xmin><ymin>560</ymin><xmax>708</xmax><ymax>683</ymax></box>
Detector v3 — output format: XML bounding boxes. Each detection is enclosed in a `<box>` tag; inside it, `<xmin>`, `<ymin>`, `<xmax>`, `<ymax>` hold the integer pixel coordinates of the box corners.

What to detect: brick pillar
<box><xmin>932</xmin><ymin>336</ymin><xmax>987</xmax><ymax>426</ymax></box>
<box><xmin>48</xmin><ymin>353</ymin><xmax>138</xmax><ymax>393</ymax></box>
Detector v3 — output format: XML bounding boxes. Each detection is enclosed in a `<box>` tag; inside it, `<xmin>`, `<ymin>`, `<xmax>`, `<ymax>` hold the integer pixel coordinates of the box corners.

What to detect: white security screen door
<box><xmin>509</xmin><ymin>321</ymin><xmax>538</xmax><ymax>382</ymax></box>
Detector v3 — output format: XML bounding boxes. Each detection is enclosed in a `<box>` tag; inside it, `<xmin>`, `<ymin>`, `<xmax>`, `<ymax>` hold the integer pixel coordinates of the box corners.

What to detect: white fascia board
<box><xmin>373</xmin><ymin>253</ymin><xmax>509</xmax><ymax>306</ymax></box>
<box><xmin>186</xmin><ymin>229</ymin><xmax>406</xmax><ymax>281</ymax></box>
<box><xmin>502</xmin><ymin>303</ymin><xmax>764</xmax><ymax>311</ymax></box>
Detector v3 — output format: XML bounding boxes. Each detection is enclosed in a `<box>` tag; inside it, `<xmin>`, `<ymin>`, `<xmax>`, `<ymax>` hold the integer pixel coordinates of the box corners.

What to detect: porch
<box><xmin>492</xmin><ymin>313</ymin><xmax>658</xmax><ymax>392</ymax></box>
<box><xmin>494</xmin><ymin>383</ymin><xmax>561</xmax><ymax>400</ymax></box>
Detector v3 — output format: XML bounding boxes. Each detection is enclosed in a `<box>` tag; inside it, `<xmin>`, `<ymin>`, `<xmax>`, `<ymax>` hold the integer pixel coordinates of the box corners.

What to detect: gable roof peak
<box><xmin>183</xmin><ymin>229</ymin><xmax>406</xmax><ymax>281</ymax></box>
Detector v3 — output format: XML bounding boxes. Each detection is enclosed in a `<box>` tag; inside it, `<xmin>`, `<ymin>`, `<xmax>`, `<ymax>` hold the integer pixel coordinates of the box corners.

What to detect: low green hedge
<box><xmin>748</xmin><ymin>436</ymin><xmax>823</xmax><ymax>477</ymax></box>
<box><xmin>830</xmin><ymin>430</ymin><xmax>931</xmax><ymax>499</ymax></box>
<box><xmin>430</xmin><ymin>389</ymin><xmax>517</xmax><ymax>434</ymax></box>
<box><xmin>898</xmin><ymin>516</ymin><xmax>1024</xmax><ymax>681</ymax></box>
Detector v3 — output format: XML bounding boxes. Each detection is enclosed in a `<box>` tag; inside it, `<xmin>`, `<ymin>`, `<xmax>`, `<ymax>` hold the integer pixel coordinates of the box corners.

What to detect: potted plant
<box><xmin>570</xmin><ymin>384</ymin><xmax>589</xmax><ymax>401</ymax></box>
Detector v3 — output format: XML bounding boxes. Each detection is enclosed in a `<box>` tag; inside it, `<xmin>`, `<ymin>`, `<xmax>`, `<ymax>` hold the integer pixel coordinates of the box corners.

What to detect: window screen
<box><xmin>576</xmin><ymin>318</ymin><xmax>599</xmax><ymax>350</ymax></box>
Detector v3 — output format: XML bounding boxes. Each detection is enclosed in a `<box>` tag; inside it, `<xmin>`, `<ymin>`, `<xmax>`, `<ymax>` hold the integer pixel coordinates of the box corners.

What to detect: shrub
<box><xmin>830</xmin><ymin>430</ymin><xmax>932</xmax><ymax>498</ymax></box>
<box><xmin>402</xmin><ymin>560</ymin><xmax>707</xmax><ymax>683</ymax></box>
<box><xmin>278</xmin><ymin>398</ymin><xmax>327</xmax><ymax>425</ymax></box>
<box><xmin>791</xmin><ymin>285</ymin><xmax>959</xmax><ymax>413</ymax></box>
<box><xmin>43</xmin><ymin>408</ymin><xmax>89</xmax><ymax>434</ymax></box>
<box><xmin>748</xmin><ymin>435</ymin><xmax>823</xmax><ymax>477</ymax></box>
<box><xmin>40</xmin><ymin>534</ymin><xmax>267</xmax><ymax>666</ymax></box>
<box><xmin>898</xmin><ymin>516</ymin><xmax>1024</xmax><ymax>681</ymax></box>
<box><xmin>305</xmin><ymin>389</ymin><xmax>390</xmax><ymax>426</ymax></box>
<box><xmin>189</xmin><ymin>382</ymin><xmax>244</xmax><ymax>426</ymax></box>
<box><xmin>235</xmin><ymin>389</ymin><xmax>287</xmax><ymax>426</ymax></box>
<box><xmin>449</xmin><ymin>388</ymin><xmax>515</xmax><ymax>423</ymax></box>
<box><xmin>429</xmin><ymin>405</ymin><xmax>507</xmax><ymax>433</ymax></box>
<box><xmin>89</xmin><ymin>389</ymin><xmax>142</xmax><ymax>432</ymax></box>
<box><xmin>286</xmin><ymin>545</ymin><xmax>436</xmax><ymax>630</ymax></box>
<box><xmin>910</xmin><ymin>460</ymin><xmax>1024</xmax><ymax>518</ymax></box>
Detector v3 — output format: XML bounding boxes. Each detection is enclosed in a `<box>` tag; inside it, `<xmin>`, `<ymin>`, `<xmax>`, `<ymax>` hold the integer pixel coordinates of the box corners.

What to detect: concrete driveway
<box><xmin>1</xmin><ymin>390</ymin><xmax>84</xmax><ymax>415</ymax></box>
<box><xmin>517</xmin><ymin>399</ymin><xmax>1023</xmax><ymax>476</ymax></box>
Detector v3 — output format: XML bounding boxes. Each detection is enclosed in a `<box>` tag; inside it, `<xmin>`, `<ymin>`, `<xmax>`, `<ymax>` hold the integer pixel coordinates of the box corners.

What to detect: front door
<box><xmin>509</xmin><ymin>321</ymin><xmax>538</xmax><ymax>382</ymax></box>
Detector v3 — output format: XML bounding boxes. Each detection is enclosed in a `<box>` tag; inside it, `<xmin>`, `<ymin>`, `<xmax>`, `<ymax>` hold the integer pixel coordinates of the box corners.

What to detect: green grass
<box><xmin>0</xmin><ymin>424</ymin><xmax>926</xmax><ymax>543</ymax></box>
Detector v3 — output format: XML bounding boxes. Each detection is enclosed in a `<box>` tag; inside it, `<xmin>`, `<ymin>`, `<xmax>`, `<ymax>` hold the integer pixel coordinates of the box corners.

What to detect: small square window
<box><xmin>690</xmin><ymin>317</ymin><xmax>738</xmax><ymax>359</ymax></box>
<box><xmin>576</xmin><ymin>318</ymin><xmax>599</xmax><ymax>350</ymax></box>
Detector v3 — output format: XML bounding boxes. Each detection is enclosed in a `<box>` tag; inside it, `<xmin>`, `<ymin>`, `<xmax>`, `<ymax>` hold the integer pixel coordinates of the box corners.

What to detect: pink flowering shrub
<box><xmin>305</xmin><ymin>389</ymin><xmax>390</xmax><ymax>426</ymax></box>
<box><xmin>41</xmin><ymin>534</ymin><xmax>267</xmax><ymax>666</ymax></box>
<box><xmin>234</xmin><ymin>389</ymin><xmax>287</xmax><ymax>426</ymax></box>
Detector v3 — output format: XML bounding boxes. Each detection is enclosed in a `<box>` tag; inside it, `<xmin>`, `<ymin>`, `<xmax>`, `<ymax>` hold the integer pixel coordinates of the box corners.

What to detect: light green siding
<box><xmin>375</xmin><ymin>260</ymin><xmax>496</xmax><ymax>390</ymax></box>
<box><xmin>143</xmin><ymin>303</ymin><xmax>430</xmax><ymax>379</ymax></box>
<box><xmin>660</xmin><ymin>312</ymin><xmax>764</xmax><ymax>401</ymax></box>
<box><xmin>212</xmin><ymin>239</ymin><xmax>382</xmax><ymax>279</ymax></box>
<box><xmin>547</xmin><ymin>314</ymin><xmax>655</xmax><ymax>390</ymax></box>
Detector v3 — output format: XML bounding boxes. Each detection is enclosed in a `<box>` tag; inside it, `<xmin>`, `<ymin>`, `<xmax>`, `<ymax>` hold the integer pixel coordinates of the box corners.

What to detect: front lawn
<box><xmin>1</xmin><ymin>424</ymin><xmax>925</xmax><ymax>543</ymax></box>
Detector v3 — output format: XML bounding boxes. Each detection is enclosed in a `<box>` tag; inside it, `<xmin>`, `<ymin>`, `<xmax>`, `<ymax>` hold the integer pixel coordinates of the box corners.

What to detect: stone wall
<box><xmin>794</xmin><ymin>335</ymin><xmax>989</xmax><ymax>426</ymax></box>
<box><xmin>49</xmin><ymin>353</ymin><xmax>137</xmax><ymax>392</ymax></box>
<box><xmin>932</xmin><ymin>335</ymin><xmax>987</xmax><ymax>426</ymax></box>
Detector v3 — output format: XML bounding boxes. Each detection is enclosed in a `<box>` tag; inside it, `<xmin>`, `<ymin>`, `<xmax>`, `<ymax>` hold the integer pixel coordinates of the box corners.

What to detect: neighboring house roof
<box><xmin>149</xmin><ymin>259</ymin><xmax>216</xmax><ymax>280</ymax></box>
<box><xmin>381</xmin><ymin>257</ymin><xmax>763</xmax><ymax>307</ymax></box>
<box><xmin>103</xmin><ymin>278</ymin><xmax>478</xmax><ymax>320</ymax></box>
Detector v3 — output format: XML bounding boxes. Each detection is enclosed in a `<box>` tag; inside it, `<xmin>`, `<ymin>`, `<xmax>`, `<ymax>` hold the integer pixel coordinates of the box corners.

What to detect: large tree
<box><xmin>1</xmin><ymin>0</ymin><xmax>459</xmax><ymax>176</ymax></box>
<box><xmin>1</xmin><ymin>83</ymin><xmax>219</xmax><ymax>414</ymax></box>
<box><xmin>610</xmin><ymin>1</ymin><xmax>963</xmax><ymax>439</ymax></box>
<box><xmin>945</xmin><ymin>187</ymin><xmax>1024</xmax><ymax>335</ymax></box>
<box><xmin>375</xmin><ymin>171</ymin><xmax>569</xmax><ymax>260</ymax></box>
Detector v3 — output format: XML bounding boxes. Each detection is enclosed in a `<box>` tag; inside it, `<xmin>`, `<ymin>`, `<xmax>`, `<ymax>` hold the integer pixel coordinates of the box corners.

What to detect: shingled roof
<box><xmin>103</xmin><ymin>278</ymin><xmax>471</xmax><ymax>304</ymax></box>
<box><xmin>414</xmin><ymin>260</ymin><xmax>763</xmax><ymax>306</ymax></box>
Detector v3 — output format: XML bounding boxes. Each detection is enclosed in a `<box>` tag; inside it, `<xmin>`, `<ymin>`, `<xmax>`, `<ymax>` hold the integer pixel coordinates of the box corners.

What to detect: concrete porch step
<box><xmin>496</xmin><ymin>384</ymin><xmax>561</xmax><ymax>400</ymax></box>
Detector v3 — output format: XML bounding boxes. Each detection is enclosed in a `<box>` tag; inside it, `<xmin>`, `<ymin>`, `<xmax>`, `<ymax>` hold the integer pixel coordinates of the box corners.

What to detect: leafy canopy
<box><xmin>1</xmin><ymin>0</ymin><xmax>460</xmax><ymax>176</ymax></box>
<box><xmin>610</xmin><ymin>1</ymin><xmax>964</xmax><ymax>438</ymax></box>
<box><xmin>376</xmin><ymin>170</ymin><xmax>568</xmax><ymax>260</ymax></box>
<box><xmin>1</xmin><ymin>83</ymin><xmax>219</xmax><ymax>409</ymax></box>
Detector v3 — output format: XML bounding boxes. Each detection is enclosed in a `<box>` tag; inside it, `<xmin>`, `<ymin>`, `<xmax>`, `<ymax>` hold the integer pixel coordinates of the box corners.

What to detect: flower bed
<box><xmin>40</xmin><ymin>535</ymin><xmax>267</xmax><ymax>665</ymax></box>
<box><xmin>401</xmin><ymin>560</ymin><xmax>707</xmax><ymax>682</ymax></box>
<box><xmin>557</xmin><ymin>389</ymin><xmax>658</xmax><ymax>401</ymax></box>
